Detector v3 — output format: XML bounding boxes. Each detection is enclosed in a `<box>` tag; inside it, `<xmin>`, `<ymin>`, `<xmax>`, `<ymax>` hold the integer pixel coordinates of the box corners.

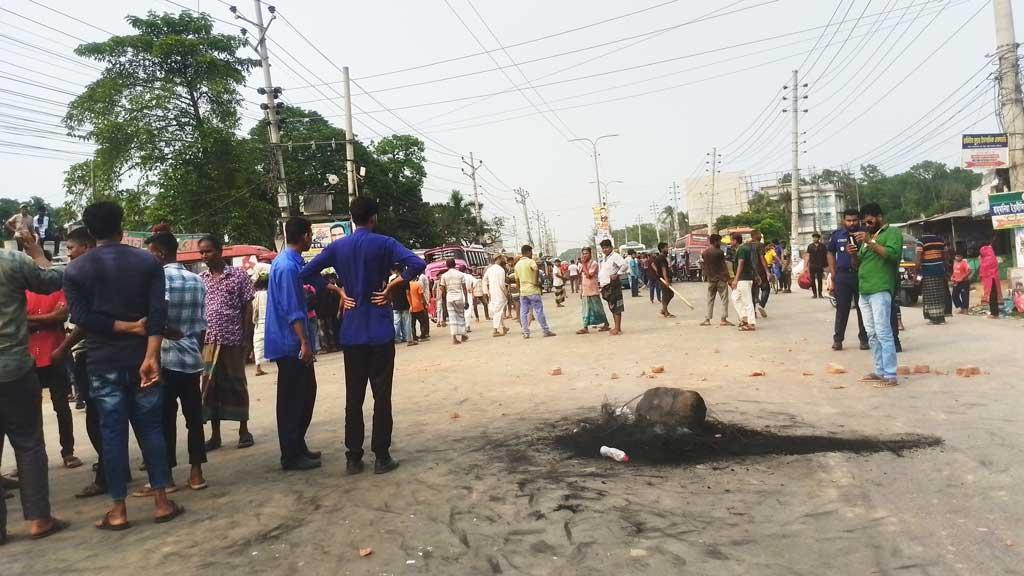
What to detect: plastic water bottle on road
<box><xmin>599</xmin><ymin>446</ymin><xmax>629</xmax><ymax>462</ymax></box>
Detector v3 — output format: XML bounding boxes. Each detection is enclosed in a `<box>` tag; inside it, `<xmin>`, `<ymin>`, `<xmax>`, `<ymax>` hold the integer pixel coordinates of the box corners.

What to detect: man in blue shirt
<box><xmin>827</xmin><ymin>208</ymin><xmax>869</xmax><ymax>351</ymax></box>
<box><xmin>626</xmin><ymin>249</ymin><xmax>641</xmax><ymax>297</ymax></box>
<box><xmin>266</xmin><ymin>218</ymin><xmax>321</xmax><ymax>472</ymax></box>
<box><xmin>301</xmin><ymin>197</ymin><xmax>425</xmax><ymax>475</ymax></box>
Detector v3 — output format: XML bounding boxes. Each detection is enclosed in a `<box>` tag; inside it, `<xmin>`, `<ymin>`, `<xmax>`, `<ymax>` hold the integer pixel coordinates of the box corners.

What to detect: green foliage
<box><xmin>1</xmin><ymin>196</ymin><xmax>67</xmax><ymax>238</ymax></box>
<box><xmin>429</xmin><ymin>190</ymin><xmax>500</xmax><ymax>246</ymax></box>
<box><xmin>855</xmin><ymin>162</ymin><xmax>980</xmax><ymax>222</ymax></box>
<box><xmin>63</xmin><ymin>11</ymin><xmax>270</xmax><ymax>243</ymax></box>
<box><xmin>558</xmin><ymin>247</ymin><xmax>581</xmax><ymax>262</ymax></box>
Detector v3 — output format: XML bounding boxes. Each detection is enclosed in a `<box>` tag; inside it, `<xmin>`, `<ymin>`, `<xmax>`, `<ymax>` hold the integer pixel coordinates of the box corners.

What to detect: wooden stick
<box><xmin>660</xmin><ymin>278</ymin><xmax>695</xmax><ymax>309</ymax></box>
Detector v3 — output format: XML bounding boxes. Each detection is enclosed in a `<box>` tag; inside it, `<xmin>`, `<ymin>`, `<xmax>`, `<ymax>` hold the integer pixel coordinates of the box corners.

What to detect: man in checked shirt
<box><xmin>145</xmin><ymin>232</ymin><xmax>209</xmax><ymax>492</ymax></box>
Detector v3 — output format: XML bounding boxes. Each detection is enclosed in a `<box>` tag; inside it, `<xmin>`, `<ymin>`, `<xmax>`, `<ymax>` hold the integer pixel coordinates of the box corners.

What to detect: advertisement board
<box><xmin>303</xmin><ymin>220</ymin><xmax>352</xmax><ymax>260</ymax></box>
<box><xmin>123</xmin><ymin>232</ymin><xmax>206</xmax><ymax>252</ymax></box>
<box><xmin>990</xmin><ymin>191</ymin><xmax>1024</xmax><ymax>230</ymax></box>
<box><xmin>962</xmin><ymin>133</ymin><xmax>1009</xmax><ymax>171</ymax></box>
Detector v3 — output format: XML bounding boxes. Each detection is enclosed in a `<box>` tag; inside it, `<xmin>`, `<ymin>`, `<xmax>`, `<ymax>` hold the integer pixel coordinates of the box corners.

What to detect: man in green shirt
<box><xmin>852</xmin><ymin>203</ymin><xmax>901</xmax><ymax>387</ymax></box>
<box><xmin>0</xmin><ymin>230</ymin><xmax>69</xmax><ymax>542</ymax></box>
<box><xmin>728</xmin><ymin>233</ymin><xmax>757</xmax><ymax>331</ymax></box>
<box><xmin>513</xmin><ymin>245</ymin><xmax>555</xmax><ymax>339</ymax></box>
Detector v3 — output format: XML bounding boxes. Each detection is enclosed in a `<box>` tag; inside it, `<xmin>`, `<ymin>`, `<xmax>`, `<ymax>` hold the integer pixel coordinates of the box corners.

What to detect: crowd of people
<box><xmin>0</xmin><ymin>194</ymin><xmax>1013</xmax><ymax>545</ymax></box>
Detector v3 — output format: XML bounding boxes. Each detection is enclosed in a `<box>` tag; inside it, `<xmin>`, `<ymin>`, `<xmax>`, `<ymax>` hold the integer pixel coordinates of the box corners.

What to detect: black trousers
<box><xmin>810</xmin><ymin>269</ymin><xmax>825</xmax><ymax>297</ymax></box>
<box><xmin>275</xmin><ymin>357</ymin><xmax>317</xmax><ymax>466</ymax></box>
<box><xmin>412</xmin><ymin>310</ymin><xmax>430</xmax><ymax>340</ymax></box>
<box><xmin>36</xmin><ymin>364</ymin><xmax>75</xmax><ymax>458</ymax></box>
<box><xmin>161</xmin><ymin>369</ymin><xmax>207</xmax><ymax>470</ymax></box>
<box><xmin>833</xmin><ymin>271</ymin><xmax>868</xmax><ymax>344</ymax></box>
<box><xmin>750</xmin><ymin>278</ymin><xmax>770</xmax><ymax>308</ymax></box>
<box><xmin>0</xmin><ymin>369</ymin><xmax>50</xmax><ymax>532</ymax></box>
<box><xmin>989</xmin><ymin>278</ymin><xmax>1000</xmax><ymax>317</ymax></box>
<box><xmin>951</xmin><ymin>281</ymin><xmax>971</xmax><ymax>309</ymax></box>
<box><xmin>891</xmin><ymin>295</ymin><xmax>902</xmax><ymax>350</ymax></box>
<box><xmin>342</xmin><ymin>344</ymin><xmax>395</xmax><ymax>461</ymax></box>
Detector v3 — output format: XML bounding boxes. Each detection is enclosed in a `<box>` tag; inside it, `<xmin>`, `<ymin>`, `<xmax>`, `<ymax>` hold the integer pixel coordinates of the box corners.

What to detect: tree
<box><xmin>364</xmin><ymin>135</ymin><xmax>438</xmax><ymax>247</ymax></box>
<box><xmin>63</xmin><ymin>11</ymin><xmax>272</xmax><ymax>243</ymax></box>
<box><xmin>429</xmin><ymin>190</ymin><xmax>499</xmax><ymax>245</ymax></box>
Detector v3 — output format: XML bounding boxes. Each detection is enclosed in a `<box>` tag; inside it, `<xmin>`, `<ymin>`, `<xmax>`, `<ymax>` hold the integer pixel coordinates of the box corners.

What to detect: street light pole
<box><xmin>570</xmin><ymin>134</ymin><xmax>619</xmax><ymax>206</ymax></box>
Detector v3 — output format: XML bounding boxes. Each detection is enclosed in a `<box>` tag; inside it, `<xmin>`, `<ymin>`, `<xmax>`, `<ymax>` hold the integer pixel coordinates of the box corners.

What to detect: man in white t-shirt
<box><xmin>598</xmin><ymin>240</ymin><xmax>629</xmax><ymax>335</ymax></box>
<box><xmin>568</xmin><ymin>260</ymin><xmax>580</xmax><ymax>294</ymax></box>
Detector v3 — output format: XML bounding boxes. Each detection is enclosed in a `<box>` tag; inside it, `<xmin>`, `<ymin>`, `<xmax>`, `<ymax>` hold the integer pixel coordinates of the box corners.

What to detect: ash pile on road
<box><xmin>553</xmin><ymin>402</ymin><xmax>942</xmax><ymax>466</ymax></box>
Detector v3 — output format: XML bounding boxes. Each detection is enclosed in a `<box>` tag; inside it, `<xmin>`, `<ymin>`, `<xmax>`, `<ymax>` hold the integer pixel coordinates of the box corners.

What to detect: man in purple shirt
<box><xmin>302</xmin><ymin>197</ymin><xmax>425</xmax><ymax>475</ymax></box>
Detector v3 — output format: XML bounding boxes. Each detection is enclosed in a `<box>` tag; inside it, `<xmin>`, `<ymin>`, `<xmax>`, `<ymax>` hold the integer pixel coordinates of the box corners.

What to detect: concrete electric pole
<box><xmin>669</xmin><ymin>181</ymin><xmax>681</xmax><ymax>240</ymax></box>
<box><xmin>706</xmin><ymin>147</ymin><xmax>719</xmax><ymax>233</ymax></box>
<box><xmin>514</xmin><ymin>187</ymin><xmax>534</xmax><ymax>246</ymax></box>
<box><xmin>788</xmin><ymin>70</ymin><xmax>803</xmax><ymax>259</ymax></box>
<box><xmin>995</xmin><ymin>0</ymin><xmax>1024</xmax><ymax>189</ymax></box>
<box><xmin>462</xmin><ymin>152</ymin><xmax>484</xmax><ymax>237</ymax></box>
<box><xmin>240</xmin><ymin>1</ymin><xmax>289</xmax><ymax>219</ymax></box>
<box><xmin>650</xmin><ymin>202</ymin><xmax>662</xmax><ymax>244</ymax></box>
<box><xmin>342</xmin><ymin>66</ymin><xmax>358</xmax><ymax>204</ymax></box>
<box><xmin>534</xmin><ymin>209</ymin><xmax>544</xmax><ymax>256</ymax></box>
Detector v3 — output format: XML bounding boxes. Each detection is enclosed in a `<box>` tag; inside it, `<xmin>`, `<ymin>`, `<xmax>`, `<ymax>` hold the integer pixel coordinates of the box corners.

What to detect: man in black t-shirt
<box><xmin>654</xmin><ymin>242</ymin><xmax>674</xmax><ymax>318</ymax></box>
<box><xmin>804</xmin><ymin>233</ymin><xmax>828</xmax><ymax>298</ymax></box>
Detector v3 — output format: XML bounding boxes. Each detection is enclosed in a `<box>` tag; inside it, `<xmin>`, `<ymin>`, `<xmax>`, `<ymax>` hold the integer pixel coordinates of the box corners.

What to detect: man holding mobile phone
<box><xmin>827</xmin><ymin>208</ymin><xmax>869</xmax><ymax>351</ymax></box>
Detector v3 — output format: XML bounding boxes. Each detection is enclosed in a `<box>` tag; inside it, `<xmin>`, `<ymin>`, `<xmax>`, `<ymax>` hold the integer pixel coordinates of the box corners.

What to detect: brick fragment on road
<box><xmin>549</xmin><ymin>367</ymin><xmax>562</xmax><ymax>376</ymax></box>
<box><xmin>913</xmin><ymin>365</ymin><xmax>930</xmax><ymax>374</ymax></box>
<box><xmin>826</xmin><ymin>363</ymin><xmax>847</xmax><ymax>374</ymax></box>
<box><xmin>956</xmin><ymin>366</ymin><xmax>982</xmax><ymax>377</ymax></box>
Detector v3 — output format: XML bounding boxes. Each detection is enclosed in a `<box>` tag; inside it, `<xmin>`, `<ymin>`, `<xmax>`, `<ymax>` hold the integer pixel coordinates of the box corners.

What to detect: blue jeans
<box><xmin>629</xmin><ymin>276</ymin><xmax>640</xmax><ymax>297</ymax></box>
<box><xmin>392</xmin><ymin>310</ymin><xmax>412</xmax><ymax>342</ymax></box>
<box><xmin>859</xmin><ymin>291</ymin><xmax>898</xmax><ymax>380</ymax></box>
<box><xmin>648</xmin><ymin>279</ymin><xmax>661</xmax><ymax>303</ymax></box>
<box><xmin>90</xmin><ymin>369</ymin><xmax>170</xmax><ymax>501</ymax></box>
<box><xmin>519</xmin><ymin>294</ymin><xmax>552</xmax><ymax>336</ymax></box>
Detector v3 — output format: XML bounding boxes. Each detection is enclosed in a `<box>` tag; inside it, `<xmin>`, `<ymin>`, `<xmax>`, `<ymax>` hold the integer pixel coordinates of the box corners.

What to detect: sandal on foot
<box><xmin>873</xmin><ymin>379</ymin><xmax>899</xmax><ymax>388</ymax></box>
<box><xmin>575</xmin><ymin>329</ymin><xmax>589</xmax><ymax>334</ymax></box>
<box><xmin>154</xmin><ymin>503</ymin><xmax>186</xmax><ymax>524</ymax></box>
<box><xmin>95</xmin><ymin>513</ymin><xmax>131</xmax><ymax>531</ymax></box>
<box><xmin>204</xmin><ymin>438</ymin><xmax>222</xmax><ymax>452</ymax></box>
<box><xmin>187</xmin><ymin>480</ymin><xmax>209</xmax><ymax>491</ymax></box>
<box><xmin>30</xmin><ymin>518</ymin><xmax>70</xmax><ymax>540</ymax></box>
<box><xmin>63</xmin><ymin>456</ymin><xmax>83</xmax><ymax>469</ymax></box>
<box><xmin>237</xmin><ymin>434</ymin><xmax>255</xmax><ymax>449</ymax></box>
<box><xmin>859</xmin><ymin>373</ymin><xmax>883</xmax><ymax>383</ymax></box>
<box><xmin>699</xmin><ymin>320</ymin><xmax>711</xmax><ymax>326</ymax></box>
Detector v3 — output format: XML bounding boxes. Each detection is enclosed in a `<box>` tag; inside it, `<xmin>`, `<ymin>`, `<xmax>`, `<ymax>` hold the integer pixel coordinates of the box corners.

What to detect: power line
<box><xmin>797</xmin><ymin>0</ymin><xmax>846</xmax><ymax>72</ymax></box>
<box><xmin>806</xmin><ymin>0</ymin><xmax>874</xmax><ymax>88</ymax></box>
<box><xmin>803</xmin><ymin>0</ymin><xmax>855</xmax><ymax>79</ymax></box>
<box><xmin>0</xmin><ymin>32</ymin><xmax>103</xmax><ymax>71</ymax></box>
<box><xmin>0</xmin><ymin>5</ymin><xmax>92</xmax><ymax>44</ymax></box>
<box><xmin>809</xmin><ymin>0</ymin><xmax>988</xmax><ymax>148</ymax></box>
<box><xmin>25</xmin><ymin>0</ymin><xmax>117</xmax><ymax>36</ymax></box>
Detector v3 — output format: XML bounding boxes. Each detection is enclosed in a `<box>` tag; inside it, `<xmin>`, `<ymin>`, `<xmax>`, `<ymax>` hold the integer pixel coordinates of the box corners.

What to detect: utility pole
<box><xmin>534</xmin><ymin>210</ymin><xmax>544</xmax><ymax>256</ymax></box>
<box><xmin>462</xmin><ymin>152</ymin><xmax>484</xmax><ymax>237</ymax></box>
<box><xmin>342</xmin><ymin>66</ymin><xmax>358</xmax><ymax>203</ymax></box>
<box><xmin>706</xmin><ymin>147</ymin><xmax>719</xmax><ymax>232</ymax></box>
<box><xmin>636</xmin><ymin>215</ymin><xmax>643</xmax><ymax>245</ymax></box>
<box><xmin>511</xmin><ymin>215</ymin><xmax>519</xmax><ymax>248</ymax></box>
<box><xmin>650</xmin><ymin>202</ymin><xmax>662</xmax><ymax>244</ymax></box>
<box><xmin>240</xmin><ymin>1</ymin><xmax>289</xmax><ymax>219</ymax></box>
<box><xmin>995</xmin><ymin>0</ymin><xmax>1024</xmax><ymax>189</ymax></box>
<box><xmin>514</xmin><ymin>187</ymin><xmax>534</xmax><ymax>246</ymax></box>
<box><xmin>787</xmin><ymin>70</ymin><xmax>804</xmax><ymax>259</ymax></box>
<box><xmin>669</xmin><ymin>181</ymin><xmax>681</xmax><ymax>240</ymax></box>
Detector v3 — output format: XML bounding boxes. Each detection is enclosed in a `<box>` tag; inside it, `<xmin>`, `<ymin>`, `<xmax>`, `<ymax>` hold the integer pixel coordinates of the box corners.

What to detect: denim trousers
<box><xmin>859</xmin><ymin>291</ymin><xmax>898</xmax><ymax>380</ymax></box>
<box><xmin>392</xmin><ymin>309</ymin><xmax>412</xmax><ymax>343</ymax></box>
<box><xmin>89</xmin><ymin>369</ymin><xmax>170</xmax><ymax>501</ymax></box>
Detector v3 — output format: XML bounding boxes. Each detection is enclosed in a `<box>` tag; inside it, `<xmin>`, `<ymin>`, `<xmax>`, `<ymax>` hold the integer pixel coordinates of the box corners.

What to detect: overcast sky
<box><xmin>0</xmin><ymin>0</ymin><xmax>1014</xmax><ymax>251</ymax></box>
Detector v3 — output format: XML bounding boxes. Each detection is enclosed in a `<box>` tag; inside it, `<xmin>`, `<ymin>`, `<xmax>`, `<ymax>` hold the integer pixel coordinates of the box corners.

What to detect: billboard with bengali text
<box><xmin>962</xmin><ymin>133</ymin><xmax>1009</xmax><ymax>171</ymax></box>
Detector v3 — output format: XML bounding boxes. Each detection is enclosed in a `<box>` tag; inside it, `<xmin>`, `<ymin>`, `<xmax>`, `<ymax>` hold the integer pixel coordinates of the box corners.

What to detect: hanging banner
<box><xmin>592</xmin><ymin>204</ymin><xmax>611</xmax><ymax>233</ymax></box>
<box><xmin>123</xmin><ymin>232</ymin><xmax>206</xmax><ymax>252</ymax></box>
<box><xmin>962</xmin><ymin>133</ymin><xmax>1009</xmax><ymax>171</ymax></box>
<box><xmin>990</xmin><ymin>191</ymin><xmax>1024</xmax><ymax>230</ymax></box>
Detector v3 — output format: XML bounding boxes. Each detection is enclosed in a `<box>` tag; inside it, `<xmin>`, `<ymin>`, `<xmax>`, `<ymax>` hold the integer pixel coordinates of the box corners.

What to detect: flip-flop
<box><xmin>188</xmin><ymin>480</ymin><xmax>209</xmax><ymax>491</ymax></box>
<box><xmin>30</xmin><ymin>518</ymin><xmax>70</xmax><ymax>540</ymax></box>
<box><xmin>237</xmin><ymin>435</ymin><xmax>255</xmax><ymax>449</ymax></box>
<box><xmin>154</xmin><ymin>503</ymin><xmax>186</xmax><ymax>524</ymax></box>
<box><xmin>873</xmin><ymin>379</ymin><xmax>899</xmax><ymax>388</ymax></box>
<box><xmin>699</xmin><ymin>321</ymin><xmax>711</xmax><ymax>326</ymax></box>
<box><xmin>859</xmin><ymin>373</ymin><xmax>883</xmax><ymax>383</ymax></box>
<box><xmin>63</xmin><ymin>456</ymin><xmax>83</xmax><ymax>469</ymax></box>
<box><xmin>95</xmin><ymin>513</ymin><xmax>131</xmax><ymax>531</ymax></box>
